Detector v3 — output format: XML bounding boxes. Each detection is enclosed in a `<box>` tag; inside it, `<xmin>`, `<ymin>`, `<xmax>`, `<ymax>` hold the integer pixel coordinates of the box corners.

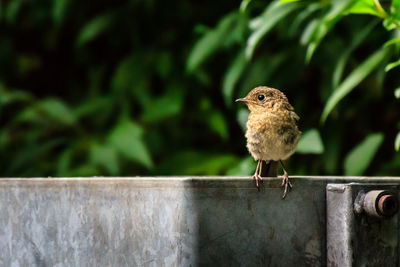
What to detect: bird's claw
<box><xmin>281</xmin><ymin>172</ymin><xmax>292</xmax><ymax>199</ymax></box>
<box><xmin>253</xmin><ymin>175</ymin><xmax>263</xmax><ymax>190</ymax></box>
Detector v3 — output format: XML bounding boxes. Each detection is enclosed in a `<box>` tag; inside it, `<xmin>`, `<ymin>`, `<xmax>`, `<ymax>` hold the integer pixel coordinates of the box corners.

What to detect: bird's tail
<box><xmin>260</xmin><ymin>161</ymin><xmax>278</xmax><ymax>177</ymax></box>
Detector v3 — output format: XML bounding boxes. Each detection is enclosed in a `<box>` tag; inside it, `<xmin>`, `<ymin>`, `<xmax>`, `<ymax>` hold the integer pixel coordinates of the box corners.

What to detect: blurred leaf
<box><xmin>90</xmin><ymin>143</ymin><xmax>119</xmax><ymax>175</ymax></box>
<box><xmin>56</xmin><ymin>147</ymin><xmax>74</xmax><ymax>176</ymax></box>
<box><xmin>305</xmin><ymin>0</ymin><xmax>357</xmax><ymax>62</ymax></box>
<box><xmin>237</xmin><ymin>108</ymin><xmax>249</xmax><ymax>132</ymax></box>
<box><xmin>296</xmin><ymin>129</ymin><xmax>324</xmax><ymax>154</ymax></box>
<box><xmin>37</xmin><ymin>99</ymin><xmax>76</xmax><ymax>125</ymax></box>
<box><xmin>383</xmin><ymin>18</ymin><xmax>399</xmax><ymax>30</ymax></box>
<box><xmin>226</xmin><ymin>156</ymin><xmax>256</xmax><ymax>175</ymax></box>
<box><xmin>53</xmin><ymin>0</ymin><xmax>69</xmax><ymax>25</ymax></box>
<box><xmin>321</xmin><ymin>48</ymin><xmax>387</xmax><ymax>123</ymax></box>
<box><xmin>5</xmin><ymin>0</ymin><xmax>22</xmax><ymax>24</ymax></box>
<box><xmin>344</xmin><ymin>133</ymin><xmax>384</xmax><ymax>175</ymax></box>
<box><xmin>289</xmin><ymin>3</ymin><xmax>321</xmax><ymax>36</ymax></box>
<box><xmin>395</xmin><ymin>132</ymin><xmax>400</xmax><ymax>151</ymax></box>
<box><xmin>141</xmin><ymin>89</ymin><xmax>183</xmax><ymax>122</ymax></box>
<box><xmin>246</xmin><ymin>1</ymin><xmax>300</xmax><ymax>59</ymax></box>
<box><xmin>6</xmin><ymin>138</ymin><xmax>65</xmax><ymax>175</ymax></box>
<box><xmin>238</xmin><ymin>52</ymin><xmax>286</xmax><ymax>97</ymax></box>
<box><xmin>158</xmin><ymin>151</ymin><xmax>238</xmax><ymax>175</ymax></box>
<box><xmin>108</xmin><ymin>120</ymin><xmax>152</xmax><ymax>168</ymax></box>
<box><xmin>73</xmin><ymin>97</ymin><xmax>111</xmax><ymax>119</ymax></box>
<box><xmin>76</xmin><ymin>12</ymin><xmax>113</xmax><ymax>46</ymax></box>
<box><xmin>385</xmin><ymin>59</ymin><xmax>400</xmax><ymax>72</ymax></box>
<box><xmin>300</xmin><ymin>19</ymin><xmax>318</xmax><ymax>45</ymax></box>
<box><xmin>0</xmin><ymin>86</ymin><xmax>33</xmax><ymax>106</ymax></box>
<box><xmin>383</xmin><ymin>38</ymin><xmax>400</xmax><ymax>47</ymax></box>
<box><xmin>395</xmin><ymin>87</ymin><xmax>400</xmax><ymax>98</ymax></box>
<box><xmin>208</xmin><ymin>111</ymin><xmax>229</xmax><ymax>140</ymax></box>
<box><xmin>240</xmin><ymin>0</ymin><xmax>252</xmax><ymax>12</ymax></box>
<box><xmin>222</xmin><ymin>50</ymin><xmax>247</xmax><ymax>106</ymax></box>
<box><xmin>347</xmin><ymin>0</ymin><xmax>382</xmax><ymax>17</ymax></box>
<box><xmin>111</xmin><ymin>54</ymin><xmax>150</xmax><ymax>105</ymax></box>
<box><xmin>187</xmin><ymin>12</ymin><xmax>238</xmax><ymax>72</ymax></box>
<box><xmin>67</xmin><ymin>165</ymin><xmax>99</xmax><ymax>177</ymax></box>
<box><xmin>332</xmin><ymin>19</ymin><xmax>378</xmax><ymax>88</ymax></box>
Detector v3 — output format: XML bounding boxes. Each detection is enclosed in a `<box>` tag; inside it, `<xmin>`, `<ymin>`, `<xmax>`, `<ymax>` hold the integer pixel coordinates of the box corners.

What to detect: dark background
<box><xmin>0</xmin><ymin>0</ymin><xmax>399</xmax><ymax>177</ymax></box>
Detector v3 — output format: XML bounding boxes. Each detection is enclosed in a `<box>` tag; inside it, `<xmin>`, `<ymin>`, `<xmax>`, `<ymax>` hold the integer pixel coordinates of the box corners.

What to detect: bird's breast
<box><xmin>245</xmin><ymin>112</ymin><xmax>300</xmax><ymax>161</ymax></box>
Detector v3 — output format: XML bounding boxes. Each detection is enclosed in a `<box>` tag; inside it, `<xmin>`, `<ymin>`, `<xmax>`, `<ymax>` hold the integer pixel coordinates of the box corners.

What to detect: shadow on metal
<box><xmin>0</xmin><ymin>177</ymin><xmax>400</xmax><ymax>266</ymax></box>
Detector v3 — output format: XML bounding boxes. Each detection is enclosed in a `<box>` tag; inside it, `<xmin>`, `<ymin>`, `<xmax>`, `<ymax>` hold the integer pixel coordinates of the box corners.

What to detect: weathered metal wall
<box><xmin>0</xmin><ymin>177</ymin><xmax>399</xmax><ymax>266</ymax></box>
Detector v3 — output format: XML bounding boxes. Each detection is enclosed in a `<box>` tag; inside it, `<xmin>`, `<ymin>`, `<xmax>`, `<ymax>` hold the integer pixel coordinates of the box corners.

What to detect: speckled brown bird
<box><xmin>236</xmin><ymin>86</ymin><xmax>301</xmax><ymax>198</ymax></box>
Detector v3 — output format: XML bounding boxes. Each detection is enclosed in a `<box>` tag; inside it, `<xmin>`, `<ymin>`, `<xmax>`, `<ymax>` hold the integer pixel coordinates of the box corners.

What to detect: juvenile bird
<box><xmin>236</xmin><ymin>86</ymin><xmax>301</xmax><ymax>198</ymax></box>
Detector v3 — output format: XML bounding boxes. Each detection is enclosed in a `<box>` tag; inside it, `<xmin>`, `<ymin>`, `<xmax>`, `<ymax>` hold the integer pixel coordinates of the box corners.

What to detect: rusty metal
<box><xmin>355</xmin><ymin>190</ymin><xmax>399</xmax><ymax>218</ymax></box>
<box><xmin>378</xmin><ymin>194</ymin><xmax>398</xmax><ymax>217</ymax></box>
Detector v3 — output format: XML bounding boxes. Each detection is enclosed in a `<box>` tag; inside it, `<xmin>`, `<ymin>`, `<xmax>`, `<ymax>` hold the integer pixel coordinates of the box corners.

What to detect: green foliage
<box><xmin>246</xmin><ymin>1</ymin><xmax>302</xmax><ymax>59</ymax></box>
<box><xmin>395</xmin><ymin>132</ymin><xmax>400</xmax><ymax>151</ymax></box>
<box><xmin>108</xmin><ymin>120</ymin><xmax>153</xmax><ymax>168</ymax></box>
<box><xmin>0</xmin><ymin>0</ymin><xmax>399</xmax><ymax>177</ymax></box>
<box><xmin>344</xmin><ymin>133</ymin><xmax>384</xmax><ymax>175</ymax></box>
<box><xmin>321</xmin><ymin>48</ymin><xmax>388</xmax><ymax>123</ymax></box>
<box><xmin>296</xmin><ymin>129</ymin><xmax>324</xmax><ymax>154</ymax></box>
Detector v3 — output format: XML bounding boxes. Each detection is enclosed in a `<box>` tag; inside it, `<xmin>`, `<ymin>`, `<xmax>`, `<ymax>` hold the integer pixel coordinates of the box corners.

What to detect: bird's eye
<box><xmin>257</xmin><ymin>94</ymin><xmax>265</xmax><ymax>101</ymax></box>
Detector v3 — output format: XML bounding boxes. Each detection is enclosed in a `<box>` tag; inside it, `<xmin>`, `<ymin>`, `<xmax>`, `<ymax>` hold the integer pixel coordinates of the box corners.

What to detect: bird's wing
<box><xmin>290</xmin><ymin>111</ymin><xmax>300</xmax><ymax>121</ymax></box>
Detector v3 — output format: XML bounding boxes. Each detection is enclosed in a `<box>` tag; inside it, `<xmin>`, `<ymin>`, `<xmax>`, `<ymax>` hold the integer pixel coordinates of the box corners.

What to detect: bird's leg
<box><xmin>252</xmin><ymin>160</ymin><xmax>262</xmax><ymax>188</ymax></box>
<box><xmin>280</xmin><ymin>160</ymin><xmax>292</xmax><ymax>199</ymax></box>
<box><xmin>257</xmin><ymin>160</ymin><xmax>263</xmax><ymax>183</ymax></box>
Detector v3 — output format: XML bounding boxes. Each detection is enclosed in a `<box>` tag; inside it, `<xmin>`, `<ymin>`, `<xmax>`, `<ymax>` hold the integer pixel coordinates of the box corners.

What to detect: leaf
<box><xmin>76</xmin><ymin>13</ymin><xmax>113</xmax><ymax>46</ymax></box>
<box><xmin>187</xmin><ymin>12</ymin><xmax>238</xmax><ymax>72</ymax></box>
<box><xmin>240</xmin><ymin>0</ymin><xmax>252</xmax><ymax>12</ymax></box>
<box><xmin>108</xmin><ymin>120</ymin><xmax>152</xmax><ymax>168</ymax></box>
<box><xmin>346</xmin><ymin>0</ymin><xmax>383</xmax><ymax>17</ymax></box>
<box><xmin>157</xmin><ymin>151</ymin><xmax>238</xmax><ymax>175</ymax></box>
<box><xmin>305</xmin><ymin>0</ymin><xmax>357</xmax><ymax>63</ymax></box>
<box><xmin>296</xmin><ymin>129</ymin><xmax>324</xmax><ymax>154</ymax></box>
<box><xmin>208</xmin><ymin>111</ymin><xmax>229</xmax><ymax>140</ymax></box>
<box><xmin>246</xmin><ymin>1</ymin><xmax>301</xmax><ymax>59</ymax></box>
<box><xmin>53</xmin><ymin>0</ymin><xmax>69</xmax><ymax>25</ymax></box>
<box><xmin>16</xmin><ymin>99</ymin><xmax>76</xmax><ymax>125</ymax></box>
<box><xmin>237</xmin><ymin>109</ymin><xmax>249</xmax><ymax>132</ymax></box>
<box><xmin>226</xmin><ymin>156</ymin><xmax>257</xmax><ymax>176</ymax></box>
<box><xmin>395</xmin><ymin>87</ymin><xmax>400</xmax><ymax>98</ymax></box>
<box><xmin>384</xmin><ymin>38</ymin><xmax>400</xmax><ymax>47</ymax></box>
<box><xmin>385</xmin><ymin>59</ymin><xmax>400</xmax><ymax>72</ymax></box>
<box><xmin>321</xmin><ymin>48</ymin><xmax>387</xmax><ymax>123</ymax></box>
<box><xmin>222</xmin><ymin>50</ymin><xmax>247</xmax><ymax>106</ymax></box>
<box><xmin>395</xmin><ymin>132</ymin><xmax>400</xmax><ymax>151</ymax></box>
<box><xmin>111</xmin><ymin>54</ymin><xmax>148</xmax><ymax>92</ymax></box>
<box><xmin>289</xmin><ymin>3</ymin><xmax>321</xmax><ymax>36</ymax></box>
<box><xmin>141</xmin><ymin>89</ymin><xmax>183</xmax><ymax>122</ymax></box>
<box><xmin>5</xmin><ymin>0</ymin><xmax>22</xmax><ymax>24</ymax></box>
<box><xmin>37</xmin><ymin>98</ymin><xmax>76</xmax><ymax>125</ymax></box>
<box><xmin>344</xmin><ymin>133</ymin><xmax>384</xmax><ymax>175</ymax></box>
<box><xmin>90</xmin><ymin>143</ymin><xmax>119</xmax><ymax>175</ymax></box>
<box><xmin>332</xmin><ymin>20</ymin><xmax>378</xmax><ymax>88</ymax></box>
<box><xmin>0</xmin><ymin>86</ymin><xmax>33</xmax><ymax>106</ymax></box>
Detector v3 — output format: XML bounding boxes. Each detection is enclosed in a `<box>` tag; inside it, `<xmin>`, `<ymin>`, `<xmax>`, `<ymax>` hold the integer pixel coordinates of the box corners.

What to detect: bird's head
<box><xmin>235</xmin><ymin>86</ymin><xmax>289</xmax><ymax>113</ymax></box>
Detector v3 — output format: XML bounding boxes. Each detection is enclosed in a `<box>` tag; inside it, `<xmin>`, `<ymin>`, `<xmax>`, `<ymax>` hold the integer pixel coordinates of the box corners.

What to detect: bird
<box><xmin>236</xmin><ymin>86</ymin><xmax>301</xmax><ymax>198</ymax></box>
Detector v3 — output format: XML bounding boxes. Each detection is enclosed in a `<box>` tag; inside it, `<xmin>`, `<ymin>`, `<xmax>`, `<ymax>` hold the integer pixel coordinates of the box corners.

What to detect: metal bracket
<box><xmin>327</xmin><ymin>183</ymin><xmax>399</xmax><ymax>267</ymax></box>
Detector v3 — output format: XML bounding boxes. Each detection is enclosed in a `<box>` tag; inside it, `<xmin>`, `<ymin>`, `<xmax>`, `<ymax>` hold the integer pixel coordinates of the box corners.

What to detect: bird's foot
<box><xmin>281</xmin><ymin>171</ymin><xmax>292</xmax><ymax>199</ymax></box>
<box><xmin>253</xmin><ymin>174</ymin><xmax>263</xmax><ymax>190</ymax></box>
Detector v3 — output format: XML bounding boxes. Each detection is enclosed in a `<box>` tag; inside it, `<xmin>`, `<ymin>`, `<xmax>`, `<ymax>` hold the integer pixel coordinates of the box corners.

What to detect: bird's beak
<box><xmin>235</xmin><ymin>98</ymin><xmax>246</xmax><ymax>103</ymax></box>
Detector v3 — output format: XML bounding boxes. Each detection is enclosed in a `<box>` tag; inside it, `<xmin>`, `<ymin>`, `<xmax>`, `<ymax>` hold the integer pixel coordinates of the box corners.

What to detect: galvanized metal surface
<box><xmin>327</xmin><ymin>183</ymin><xmax>399</xmax><ymax>267</ymax></box>
<box><xmin>0</xmin><ymin>176</ymin><xmax>400</xmax><ymax>267</ymax></box>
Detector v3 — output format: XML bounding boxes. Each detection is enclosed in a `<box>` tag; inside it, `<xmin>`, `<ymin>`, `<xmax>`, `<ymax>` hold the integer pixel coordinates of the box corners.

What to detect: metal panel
<box><xmin>327</xmin><ymin>183</ymin><xmax>399</xmax><ymax>267</ymax></box>
<box><xmin>0</xmin><ymin>177</ymin><xmax>400</xmax><ymax>266</ymax></box>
